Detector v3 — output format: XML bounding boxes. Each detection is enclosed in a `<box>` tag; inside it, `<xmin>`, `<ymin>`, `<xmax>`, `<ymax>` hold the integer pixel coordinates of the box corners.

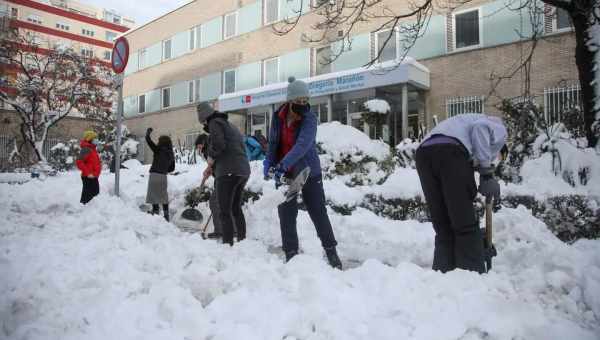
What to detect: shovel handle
<box><xmin>485</xmin><ymin>200</ymin><xmax>493</xmax><ymax>246</ymax></box>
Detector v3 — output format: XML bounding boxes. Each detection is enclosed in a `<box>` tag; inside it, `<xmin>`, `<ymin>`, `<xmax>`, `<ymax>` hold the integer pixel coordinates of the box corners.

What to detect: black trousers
<box><xmin>80</xmin><ymin>177</ymin><xmax>99</xmax><ymax>204</ymax></box>
<box><xmin>215</xmin><ymin>175</ymin><xmax>248</xmax><ymax>245</ymax></box>
<box><xmin>415</xmin><ymin>144</ymin><xmax>484</xmax><ymax>274</ymax></box>
<box><xmin>278</xmin><ymin>175</ymin><xmax>337</xmax><ymax>254</ymax></box>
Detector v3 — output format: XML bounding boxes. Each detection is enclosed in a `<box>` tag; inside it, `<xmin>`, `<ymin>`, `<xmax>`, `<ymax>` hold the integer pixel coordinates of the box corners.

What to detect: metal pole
<box><xmin>401</xmin><ymin>84</ymin><xmax>408</xmax><ymax>140</ymax></box>
<box><xmin>115</xmin><ymin>74</ymin><xmax>123</xmax><ymax>197</ymax></box>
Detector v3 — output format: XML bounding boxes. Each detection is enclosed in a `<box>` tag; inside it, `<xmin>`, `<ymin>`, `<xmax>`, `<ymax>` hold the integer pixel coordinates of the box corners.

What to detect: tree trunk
<box><xmin>571</xmin><ymin>8</ymin><xmax>599</xmax><ymax>148</ymax></box>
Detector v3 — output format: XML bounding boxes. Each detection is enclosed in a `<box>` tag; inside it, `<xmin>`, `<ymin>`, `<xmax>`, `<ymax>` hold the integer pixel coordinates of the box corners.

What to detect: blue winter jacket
<box><xmin>266</xmin><ymin>104</ymin><xmax>322</xmax><ymax>177</ymax></box>
<box><xmin>245</xmin><ymin>136</ymin><xmax>265</xmax><ymax>161</ymax></box>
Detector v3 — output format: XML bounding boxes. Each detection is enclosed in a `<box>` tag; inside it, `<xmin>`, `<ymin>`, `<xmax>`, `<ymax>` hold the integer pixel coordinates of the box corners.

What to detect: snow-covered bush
<box><xmin>361</xmin><ymin>99</ymin><xmax>390</xmax><ymax>140</ymax></box>
<box><xmin>48</xmin><ymin>139</ymin><xmax>80</xmax><ymax>171</ymax></box>
<box><xmin>395</xmin><ymin>139</ymin><xmax>419</xmax><ymax>168</ymax></box>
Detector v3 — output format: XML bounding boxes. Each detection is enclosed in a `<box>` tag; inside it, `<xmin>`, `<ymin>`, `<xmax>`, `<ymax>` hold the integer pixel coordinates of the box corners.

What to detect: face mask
<box><xmin>91</xmin><ymin>139</ymin><xmax>99</xmax><ymax>145</ymax></box>
<box><xmin>291</xmin><ymin>103</ymin><xmax>309</xmax><ymax>115</ymax></box>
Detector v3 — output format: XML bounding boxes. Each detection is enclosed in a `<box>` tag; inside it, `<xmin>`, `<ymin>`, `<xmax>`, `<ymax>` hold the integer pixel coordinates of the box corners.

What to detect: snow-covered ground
<box><xmin>1</xmin><ymin>123</ymin><xmax>600</xmax><ymax>340</ymax></box>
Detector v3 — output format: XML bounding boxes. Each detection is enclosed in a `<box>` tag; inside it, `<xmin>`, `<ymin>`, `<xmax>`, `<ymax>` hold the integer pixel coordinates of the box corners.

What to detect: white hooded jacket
<box><xmin>421</xmin><ymin>114</ymin><xmax>508</xmax><ymax>169</ymax></box>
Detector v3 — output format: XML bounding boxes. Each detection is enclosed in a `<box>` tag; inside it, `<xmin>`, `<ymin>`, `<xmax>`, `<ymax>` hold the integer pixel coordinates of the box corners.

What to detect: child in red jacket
<box><xmin>76</xmin><ymin>130</ymin><xmax>102</xmax><ymax>204</ymax></box>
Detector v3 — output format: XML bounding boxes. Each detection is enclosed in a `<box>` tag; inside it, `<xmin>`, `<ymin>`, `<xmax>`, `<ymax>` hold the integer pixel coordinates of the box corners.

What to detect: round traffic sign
<box><xmin>111</xmin><ymin>37</ymin><xmax>129</xmax><ymax>74</ymax></box>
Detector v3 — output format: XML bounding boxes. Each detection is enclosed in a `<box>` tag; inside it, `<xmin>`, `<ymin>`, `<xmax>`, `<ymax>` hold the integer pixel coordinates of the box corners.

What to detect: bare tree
<box><xmin>0</xmin><ymin>30</ymin><xmax>114</xmax><ymax>164</ymax></box>
<box><xmin>273</xmin><ymin>0</ymin><xmax>600</xmax><ymax>147</ymax></box>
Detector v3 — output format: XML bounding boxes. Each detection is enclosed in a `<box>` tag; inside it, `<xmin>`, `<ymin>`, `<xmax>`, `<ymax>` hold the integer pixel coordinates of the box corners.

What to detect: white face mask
<box><xmin>91</xmin><ymin>139</ymin><xmax>99</xmax><ymax>145</ymax></box>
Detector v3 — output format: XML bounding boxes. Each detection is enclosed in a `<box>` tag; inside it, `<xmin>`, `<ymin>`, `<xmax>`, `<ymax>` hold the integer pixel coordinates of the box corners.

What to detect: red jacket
<box><xmin>76</xmin><ymin>140</ymin><xmax>101</xmax><ymax>177</ymax></box>
<box><xmin>277</xmin><ymin>104</ymin><xmax>301</xmax><ymax>165</ymax></box>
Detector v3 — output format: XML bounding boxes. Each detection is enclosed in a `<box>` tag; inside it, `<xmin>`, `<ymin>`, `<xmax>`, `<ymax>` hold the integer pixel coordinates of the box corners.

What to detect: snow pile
<box><xmin>363</xmin><ymin>99</ymin><xmax>390</xmax><ymax>114</ymax></box>
<box><xmin>1</xmin><ymin>170</ymin><xmax>600</xmax><ymax>339</ymax></box>
<box><xmin>317</xmin><ymin>121</ymin><xmax>390</xmax><ymax>162</ymax></box>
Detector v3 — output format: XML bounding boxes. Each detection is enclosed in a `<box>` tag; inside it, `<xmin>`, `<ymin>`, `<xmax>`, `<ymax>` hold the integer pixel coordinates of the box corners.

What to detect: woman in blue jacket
<box><xmin>263</xmin><ymin>77</ymin><xmax>342</xmax><ymax>269</ymax></box>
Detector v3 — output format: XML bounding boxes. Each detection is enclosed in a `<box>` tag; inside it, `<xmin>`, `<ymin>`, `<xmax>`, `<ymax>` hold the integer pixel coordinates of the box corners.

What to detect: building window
<box><xmin>106</xmin><ymin>32</ymin><xmax>117</xmax><ymax>42</ymax></box>
<box><xmin>376</xmin><ymin>29</ymin><xmax>397</xmax><ymax>62</ymax></box>
<box><xmin>138</xmin><ymin>94</ymin><xmax>146</xmax><ymax>113</ymax></box>
<box><xmin>11</xmin><ymin>8</ymin><xmax>17</xmax><ymax>18</ymax></box>
<box><xmin>56</xmin><ymin>22</ymin><xmax>70</xmax><ymax>31</ymax></box>
<box><xmin>139</xmin><ymin>49</ymin><xmax>147</xmax><ymax>68</ymax></box>
<box><xmin>544</xmin><ymin>85</ymin><xmax>581</xmax><ymax>124</ymax></box>
<box><xmin>263</xmin><ymin>57</ymin><xmax>279</xmax><ymax>85</ymax></box>
<box><xmin>26</xmin><ymin>15</ymin><xmax>42</xmax><ymax>25</ymax></box>
<box><xmin>82</xmin><ymin>29</ymin><xmax>95</xmax><ymax>37</ymax></box>
<box><xmin>264</xmin><ymin>0</ymin><xmax>279</xmax><ymax>25</ymax></box>
<box><xmin>188</xmin><ymin>81</ymin><xmax>194</xmax><ymax>103</ymax></box>
<box><xmin>162</xmin><ymin>88</ymin><xmax>171</xmax><ymax>109</ymax></box>
<box><xmin>163</xmin><ymin>39</ymin><xmax>172</xmax><ymax>61</ymax></box>
<box><xmin>80</xmin><ymin>48</ymin><xmax>94</xmax><ymax>58</ymax></box>
<box><xmin>556</xmin><ymin>8</ymin><xmax>571</xmax><ymax>31</ymax></box>
<box><xmin>194</xmin><ymin>79</ymin><xmax>201</xmax><ymax>102</ymax></box>
<box><xmin>223</xmin><ymin>69</ymin><xmax>236</xmax><ymax>94</ymax></box>
<box><xmin>195</xmin><ymin>26</ymin><xmax>202</xmax><ymax>50</ymax></box>
<box><xmin>446</xmin><ymin>96</ymin><xmax>484</xmax><ymax>117</ymax></box>
<box><xmin>453</xmin><ymin>9</ymin><xmax>480</xmax><ymax>50</ymax></box>
<box><xmin>189</xmin><ymin>27</ymin><xmax>196</xmax><ymax>50</ymax></box>
<box><xmin>316</xmin><ymin>46</ymin><xmax>332</xmax><ymax>75</ymax></box>
<box><xmin>103</xmin><ymin>51</ymin><xmax>111</xmax><ymax>60</ymax></box>
<box><xmin>224</xmin><ymin>12</ymin><xmax>237</xmax><ymax>39</ymax></box>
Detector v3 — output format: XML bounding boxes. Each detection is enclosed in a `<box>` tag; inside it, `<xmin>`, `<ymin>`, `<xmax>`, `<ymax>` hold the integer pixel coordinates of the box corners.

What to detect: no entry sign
<box><xmin>111</xmin><ymin>37</ymin><xmax>129</xmax><ymax>74</ymax></box>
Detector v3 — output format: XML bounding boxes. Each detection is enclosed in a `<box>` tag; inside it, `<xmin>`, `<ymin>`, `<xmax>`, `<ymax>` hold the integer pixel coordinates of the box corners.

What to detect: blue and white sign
<box><xmin>218</xmin><ymin>60</ymin><xmax>430</xmax><ymax>112</ymax></box>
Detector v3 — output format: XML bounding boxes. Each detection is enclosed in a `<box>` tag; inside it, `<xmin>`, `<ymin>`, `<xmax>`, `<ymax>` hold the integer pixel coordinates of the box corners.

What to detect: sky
<box><xmin>83</xmin><ymin>0</ymin><xmax>191</xmax><ymax>27</ymax></box>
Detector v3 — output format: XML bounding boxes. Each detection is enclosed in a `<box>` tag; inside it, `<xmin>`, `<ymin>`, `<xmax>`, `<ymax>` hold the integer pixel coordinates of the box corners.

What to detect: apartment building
<box><xmin>120</xmin><ymin>0</ymin><xmax>578</xmax><ymax>163</ymax></box>
<box><xmin>0</xmin><ymin>0</ymin><xmax>134</xmax><ymax>167</ymax></box>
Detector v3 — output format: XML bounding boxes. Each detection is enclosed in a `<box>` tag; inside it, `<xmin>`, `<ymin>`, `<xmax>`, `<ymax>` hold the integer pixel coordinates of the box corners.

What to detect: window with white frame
<box><xmin>185</xmin><ymin>132</ymin><xmax>202</xmax><ymax>150</ymax></box>
<box><xmin>105</xmin><ymin>31</ymin><xmax>117</xmax><ymax>42</ymax></box>
<box><xmin>26</xmin><ymin>15</ymin><xmax>42</xmax><ymax>25</ymax></box>
<box><xmin>544</xmin><ymin>84</ymin><xmax>581</xmax><ymax>124</ymax></box>
<box><xmin>81</xmin><ymin>28</ymin><xmax>95</xmax><ymax>37</ymax></box>
<box><xmin>189</xmin><ymin>27</ymin><xmax>196</xmax><ymax>50</ymax></box>
<box><xmin>446</xmin><ymin>96</ymin><xmax>484</xmax><ymax>117</ymax></box>
<box><xmin>264</xmin><ymin>0</ymin><xmax>279</xmax><ymax>25</ymax></box>
<box><xmin>263</xmin><ymin>57</ymin><xmax>279</xmax><ymax>85</ymax></box>
<box><xmin>316</xmin><ymin>46</ymin><xmax>332</xmax><ymax>75</ymax></box>
<box><xmin>138</xmin><ymin>94</ymin><xmax>146</xmax><ymax>113</ymax></box>
<box><xmin>454</xmin><ymin>9</ymin><xmax>480</xmax><ymax>50</ymax></box>
<box><xmin>555</xmin><ymin>8</ymin><xmax>571</xmax><ymax>31</ymax></box>
<box><xmin>162</xmin><ymin>87</ymin><xmax>171</xmax><ymax>108</ymax></box>
<box><xmin>224</xmin><ymin>12</ymin><xmax>237</xmax><ymax>39</ymax></box>
<box><xmin>163</xmin><ymin>39</ymin><xmax>172</xmax><ymax>60</ymax></box>
<box><xmin>103</xmin><ymin>51</ymin><xmax>111</xmax><ymax>60</ymax></box>
<box><xmin>11</xmin><ymin>7</ymin><xmax>18</xmax><ymax>18</ymax></box>
<box><xmin>188</xmin><ymin>81</ymin><xmax>195</xmax><ymax>103</ymax></box>
<box><xmin>56</xmin><ymin>22</ymin><xmax>70</xmax><ymax>31</ymax></box>
<box><xmin>223</xmin><ymin>69</ymin><xmax>236</xmax><ymax>94</ymax></box>
<box><xmin>195</xmin><ymin>26</ymin><xmax>202</xmax><ymax>49</ymax></box>
<box><xmin>138</xmin><ymin>49</ymin><xmax>147</xmax><ymax>68</ymax></box>
<box><xmin>80</xmin><ymin>48</ymin><xmax>94</xmax><ymax>58</ymax></box>
<box><xmin>376</xmin><ymin>29</ymin><xmax>397</xmax><ymax>62</ymax></box>
<box><xmin>194</xmin><ymin>79</ymin><xmax>201</xmax><ymax>102</ymax></box>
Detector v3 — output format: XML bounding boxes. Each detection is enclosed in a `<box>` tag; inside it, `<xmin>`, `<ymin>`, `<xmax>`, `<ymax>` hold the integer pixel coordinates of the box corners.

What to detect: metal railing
<box><xmin>446</xmin><ymin>96</ymin><xmax>485</xmax><ymax>117</ymax></box>
<box><xmin>543</xmin><ymin>84</ymin><xmax>581</xmax><ymax>125</ymax></box>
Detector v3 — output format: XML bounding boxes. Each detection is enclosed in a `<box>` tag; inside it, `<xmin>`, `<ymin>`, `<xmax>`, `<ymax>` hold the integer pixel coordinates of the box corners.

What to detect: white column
<box><xmin>401</xmin><ymin>84</ymin><xmax>408</xmax><ymax>140</ymax></box>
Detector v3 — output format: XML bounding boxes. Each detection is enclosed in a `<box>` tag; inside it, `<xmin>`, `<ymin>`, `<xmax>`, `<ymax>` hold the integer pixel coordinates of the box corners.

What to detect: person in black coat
<box><xmin>145</xmin><ymin>128</ymin><xmax>175</xmax><ymax>221</ymax></box>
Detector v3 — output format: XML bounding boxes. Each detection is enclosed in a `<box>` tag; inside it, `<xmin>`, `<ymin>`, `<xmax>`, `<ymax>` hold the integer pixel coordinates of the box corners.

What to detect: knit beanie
<box><xmin>196</xmin><ymin>101</ymin><xmax>215</xmax><ymax>123</ymax></box>
<box><xmin>286</xmin><ymin>76</ymin><xmax>309</xmax><ymax>101</ymax></box>
<box><xmin>83</xmin><ymin>130</ymin><xmax>97</xmax><ymax>141</ymax></box>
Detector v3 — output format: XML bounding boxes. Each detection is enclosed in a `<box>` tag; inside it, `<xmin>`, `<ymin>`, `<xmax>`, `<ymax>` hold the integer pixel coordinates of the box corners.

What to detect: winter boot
<box><xmin>151</xmin><ymin>204</ymin><xmax>159</xmax><ymax>215</ymax></box>
<box><xmin>325</xmin><ymin>247</ymin><xmax>342</xmax><ymax>270</ymax></box>
<box><xmin>162</xmin><ymin>204</ymin><xmax>169</xmax><ymax>222</ymax></box>
<box><xmin>285</xmin><ymin>250</ymin><xmax>298</xmax><ymax>263</ymax></box>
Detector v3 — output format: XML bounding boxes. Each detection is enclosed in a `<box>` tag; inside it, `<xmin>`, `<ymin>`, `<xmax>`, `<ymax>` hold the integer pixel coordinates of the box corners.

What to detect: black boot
<box><xmin>151</xmin><ymin>204</ymin><xmax>159</xmax><ymax>215</ymax></box>
<box><xmin>285</xmin><ymin>250</ymin><xmax>298</xmax><ymax>263</ymax></box>
<box><xmin>162</xmin><ymin>204</ymin><xmax>169</xmax><ymax>222</ymax></box>
<box><xmin>325</xmin><ymin>247</ymin><xmax>342</xmax><ymax>270</ymax></box>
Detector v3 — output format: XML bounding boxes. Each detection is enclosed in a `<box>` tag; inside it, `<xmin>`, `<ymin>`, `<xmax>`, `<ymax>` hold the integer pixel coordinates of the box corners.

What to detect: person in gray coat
<box><xmin>197</xmin><ymin>102</ymin><xmax>251</xmax><ymax>246</ymax></box>
<box><xmin>416</xmin><ymin>114</ymin><xmax>507</xmax><ymax>274</ymax></box>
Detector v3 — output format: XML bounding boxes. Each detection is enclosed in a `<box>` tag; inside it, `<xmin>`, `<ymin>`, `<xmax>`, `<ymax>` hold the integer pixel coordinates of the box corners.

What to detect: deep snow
<box><xmin>1</xmin><ymin>122</ymin><xmax>600</xmax><ymax>340</ymax></box>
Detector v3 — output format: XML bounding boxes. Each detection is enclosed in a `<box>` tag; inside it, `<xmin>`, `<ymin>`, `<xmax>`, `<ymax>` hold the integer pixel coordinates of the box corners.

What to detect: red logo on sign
<box><xmin>242</xmin><ymin>95</ymin><xmax>252</xmax><ymax>104</ymax></box>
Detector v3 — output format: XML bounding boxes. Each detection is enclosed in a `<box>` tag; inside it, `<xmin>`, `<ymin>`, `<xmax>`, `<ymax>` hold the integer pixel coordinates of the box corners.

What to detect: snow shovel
<box><xmin>200</xmin><ymin>213</ymin><xmax>213</xmax><ymax>240</ymax></box>
<box><xmin>268</xmin><ymin>167</ymin><xmax>311</xmax><ymax>203</ymax></box>
<box><xmin>181</xmin><ymin>175</ymin><xmax>209</xmax><ymax>223</ymax></box>
<box><xmin>483</xmin><ymin>196</ymin><xmax>498</xmax><ymax>272</ymax></box>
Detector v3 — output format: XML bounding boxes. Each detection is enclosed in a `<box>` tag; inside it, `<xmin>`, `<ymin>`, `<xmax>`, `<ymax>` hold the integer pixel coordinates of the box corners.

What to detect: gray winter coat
<box><xmin>422</xmin><ymin>114</ymin><xmax>507</xmax><ymax>168</ymax></box>
<box><xmin>207</xmin><ymin>113</ymin><xmax>251</xmax><ymax>178</ymax></box>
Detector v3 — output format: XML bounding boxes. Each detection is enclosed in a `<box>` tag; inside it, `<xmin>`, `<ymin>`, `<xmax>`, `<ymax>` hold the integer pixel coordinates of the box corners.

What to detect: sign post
<box><xmin>111</xmin><ymin>37</ymin><xmax>129</xmax><ymax>197</ymax></box>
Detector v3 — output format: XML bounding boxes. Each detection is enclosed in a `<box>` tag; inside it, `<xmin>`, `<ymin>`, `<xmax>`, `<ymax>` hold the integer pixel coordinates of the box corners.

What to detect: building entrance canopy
<box><xmin>218</xmin><ymin>58</ymin><xmax>430</xmax><ymax>112</ymax></box>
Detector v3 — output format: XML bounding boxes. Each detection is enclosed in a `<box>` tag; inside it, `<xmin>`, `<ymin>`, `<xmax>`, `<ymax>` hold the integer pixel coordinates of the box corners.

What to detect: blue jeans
<box><xmin>278</xmin><ymin>175</ymin><xmax>338</xmax><ymax>253</ymax></box>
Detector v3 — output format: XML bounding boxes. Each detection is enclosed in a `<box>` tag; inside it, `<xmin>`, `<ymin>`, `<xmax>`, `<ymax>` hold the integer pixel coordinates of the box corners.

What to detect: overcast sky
<box><xmin>83</xmin><ymin>0</ymin><xmax>191</xmax><ymax>27</ymax></box>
